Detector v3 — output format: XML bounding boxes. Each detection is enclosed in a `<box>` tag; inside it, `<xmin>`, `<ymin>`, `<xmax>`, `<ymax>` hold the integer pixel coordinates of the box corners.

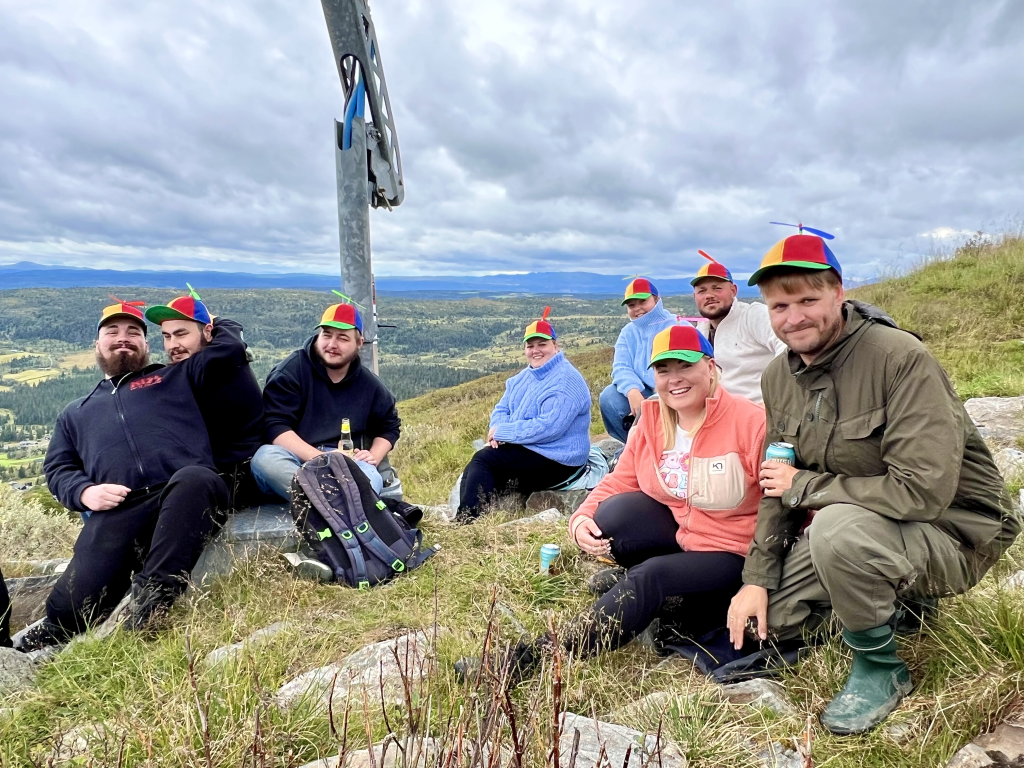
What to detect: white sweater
<box><xmin>695</xmin><ymin>301</ymin><xmax>787</xmax><ymax>404</ymax></box>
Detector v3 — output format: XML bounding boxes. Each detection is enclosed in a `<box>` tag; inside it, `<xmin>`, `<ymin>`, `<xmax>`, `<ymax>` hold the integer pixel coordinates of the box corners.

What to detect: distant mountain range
<box><xmin>0</xmin><ymin>261</ymin><xmax>770</xmax><ymax>297</ymax></box>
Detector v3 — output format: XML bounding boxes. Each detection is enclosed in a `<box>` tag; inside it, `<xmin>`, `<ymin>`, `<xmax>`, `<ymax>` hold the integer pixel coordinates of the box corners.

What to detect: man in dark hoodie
<box><xmin>251</xmin><ymin>303</ymin><xmax>400</xmax><ymax>499</ymax></box>
<box><xmin>144</xmin><ymin>291</ymin><xmax>264</xmax><ymax>506</ymax></box>
<box><xmin>19</xmin><ymin>302</ymin><xmax>229</xmax><ymax>650</ymax></box>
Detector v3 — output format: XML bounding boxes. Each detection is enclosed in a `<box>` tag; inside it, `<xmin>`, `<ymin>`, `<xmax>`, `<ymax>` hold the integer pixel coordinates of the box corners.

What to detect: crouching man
<box><xmin>251</xmin><ymin>302</ymin><xmax>400</xmax><ymax>499</ymax></box>
<box><xmin>19</xmin><ymin>302</ymin><xmax>229</xmax><ymax>649</ymax></box>
<box><xmin>727</xmin><ymin>235</ymin><xmax>1019</xmax><ymax>735</ymax></box>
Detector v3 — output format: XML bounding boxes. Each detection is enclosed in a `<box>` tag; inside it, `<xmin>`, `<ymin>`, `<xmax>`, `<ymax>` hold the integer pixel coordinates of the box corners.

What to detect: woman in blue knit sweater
<box><xmin>458</xmin><ymin>309</ymin><xmax>592</xmax><ymax>519</ymax></box>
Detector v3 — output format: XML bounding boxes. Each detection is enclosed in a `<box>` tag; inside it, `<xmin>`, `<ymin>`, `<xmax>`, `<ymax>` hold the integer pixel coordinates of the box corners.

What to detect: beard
<box><xmin>697</xmin><ymin>302</ymin><xmax>732</xmax><ymax>321</ymax></box>
<box><xmin>313</xmin><ymin>344</ymin><xmax>359</xmax><ymax>370</ymax></box>
<box><xmin>96</xmin><ymin>345</ymin><xmax>150</xmax><ymax>377</ymax></box>
<box><xmin>783</xmin><ymin>313</ymin><xmax>845</xmax><ymax>358</ymax></box>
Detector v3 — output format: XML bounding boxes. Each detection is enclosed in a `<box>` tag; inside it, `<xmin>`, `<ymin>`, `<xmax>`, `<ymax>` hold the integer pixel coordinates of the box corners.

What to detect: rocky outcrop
<box><xmin>558</xmin><ymin>712</ymin><xmax>687</xmax><ymax>768</ymax></box>
<box><xmin>203</xmin><ymin>622</ymin><xmax>291</xmax><ymax>669</ymax></box>
<box><xmin>965</xmin><ymin>396</ymin><xmax>1024</xmax><ymax>449</ymax></box>
<box><xmin>719</xmin><ymin>679</ymin><xmax>799</xmax><ymax>718</ymax></box>
<box><xmin>946</xmin><ymin>721</ymin><xmax>1024</xmax><ymax>767</ymax></box>
<box><xmin>276</xmin><ymin>631</ymin><xmax>433</xmax><ymax>712</ymax></box>
<box><xmin>0</xmin><ymin>647</ymin><xmax>36</xmax><ymax>696</ymax></box>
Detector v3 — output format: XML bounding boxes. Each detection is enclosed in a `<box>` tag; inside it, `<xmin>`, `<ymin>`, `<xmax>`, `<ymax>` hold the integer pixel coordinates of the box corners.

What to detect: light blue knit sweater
<box><xmin>611</xmin><ymin>301</ymin><xmax>677</xmax><ymax>395</ymax></box>
<box><xmin>489</xmin><ymin>351</ymin><xmax>592</xmax><ymax>466</ymax></box>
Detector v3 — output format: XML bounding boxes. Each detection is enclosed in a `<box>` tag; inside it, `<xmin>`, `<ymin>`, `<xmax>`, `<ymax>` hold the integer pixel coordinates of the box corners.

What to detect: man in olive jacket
<box><xmin>727</xmin><ymin>234</ymin><xmax>1018</xmax><ymax>735</ymax></box>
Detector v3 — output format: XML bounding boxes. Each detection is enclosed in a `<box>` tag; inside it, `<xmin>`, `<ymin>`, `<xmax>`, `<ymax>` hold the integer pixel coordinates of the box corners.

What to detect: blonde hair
<box><xmin>658</xmin><ymin>360</ymin><xmax>720</xmax><ymax>452</ymax></box>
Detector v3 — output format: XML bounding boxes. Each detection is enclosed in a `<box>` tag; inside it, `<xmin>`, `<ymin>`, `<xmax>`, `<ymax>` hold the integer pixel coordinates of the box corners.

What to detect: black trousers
<box><xmin>1</xmin><ymin>565</ymin><xmax>10</xmax><ymax>647</ymax></box>
<box><xmin>46</xmin><ymin>466</ymin><xmax>229</xmax><ymax>637</ymax></box>
<box><xmin>570</xmin><ymin>491</ymin><xmax>744</xmax><ymax>656</ymax></box>
<box><xmin>458</xmin><ymin>443</ymin><xmax>583</xmax><ymax>517</ymax></box>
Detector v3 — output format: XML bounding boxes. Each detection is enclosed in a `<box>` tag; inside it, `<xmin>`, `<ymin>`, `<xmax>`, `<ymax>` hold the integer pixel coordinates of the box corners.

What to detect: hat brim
<box><xmin>145</xmin><ymin>305</ymin><xmax>204</xmax><ymax>325</ymax></box>
<box><xmin>690</xmin><ymin>275</ymin><xmax>734</xmax><ymax>287</ymax></box>
<box><xmin>648</xmin><ymin>349</ymin><xmax>706</xmax><ymax>367</ymax></box>
<box><xmin>621</xmin><ymin>292</ymin><xmax>654</xmax><ymax>305</ymax></box>
<box><xmin>747</xmin><ymin>261</ymin><xmax>833</xmax><ymax>286</ymax></box>
<box><xmin>524</xmin><ymin>332</ymin><xmax>554</xmax><ymax>341</ymax></box>
<box><xmin>319</xmin><ymin>321</ymin><xmax>359</xmax><ymax>332</ymax></box>
<box><xmin>97</xmin><ymin>313</ymin><xmax>147</xmax><ymax>335</ymax></box>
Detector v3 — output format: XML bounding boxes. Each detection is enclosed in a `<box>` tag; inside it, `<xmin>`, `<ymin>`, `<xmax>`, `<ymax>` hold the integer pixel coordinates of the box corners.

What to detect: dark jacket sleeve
<box><xmin>182</xmin><ymin>317</ymin><xmax>248</xmax><ymax>389</ymax></box>
<box><xmin>783</xmin><ymin>346</ymin><xmax>966</xmax><ymax>522</ymax></box>
<box><xmin>262</xmin><ymin>359</ymin><xmax>304</xmax><ymax>443</ymax></box>
<box><xmin>741</xmin><ymin>372</ymin><xmax>808</xmax><ymax>591</ymax></box>
<box><xmin>43</xmin><ymin>413</ymin><xmax>92</xmax><ymax>513</ymax></box>
<box><xmin>367</xmin><ymin>380</ymin><xmax>401</xmax><ymax>447</ymax></box>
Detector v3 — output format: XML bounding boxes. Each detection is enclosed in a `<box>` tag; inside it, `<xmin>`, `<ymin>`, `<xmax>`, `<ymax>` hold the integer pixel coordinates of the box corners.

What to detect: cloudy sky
<box><xmin>1</xmin><ymin>0</ymin><xmax>1022</xmax><ymax>281</ymax></box>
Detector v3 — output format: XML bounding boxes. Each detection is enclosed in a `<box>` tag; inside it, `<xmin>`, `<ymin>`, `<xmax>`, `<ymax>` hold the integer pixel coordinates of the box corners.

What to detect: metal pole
<box><xmin>334</xmin><ymin>118</ymin><xmax>378</xmax><ymax>373</ymax></box>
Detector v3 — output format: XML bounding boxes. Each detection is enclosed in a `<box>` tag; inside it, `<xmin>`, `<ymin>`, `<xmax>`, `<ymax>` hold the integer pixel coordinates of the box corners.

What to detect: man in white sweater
<box><xmin>691</xmin><ymin>256</ymin><xmax>787</xmax><ymax>404</ymax></box>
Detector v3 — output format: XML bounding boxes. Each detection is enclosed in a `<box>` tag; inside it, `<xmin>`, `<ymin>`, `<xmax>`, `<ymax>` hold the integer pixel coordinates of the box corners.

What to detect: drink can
<box><xmin>766</xmin><ymin>442</ymin><xmax>796</xmax><ymax>466</ymax></box>
<box><xmin>539</xmin><ymin>543</ymin><xmax>561</xmax><ymax>575</ymax></box>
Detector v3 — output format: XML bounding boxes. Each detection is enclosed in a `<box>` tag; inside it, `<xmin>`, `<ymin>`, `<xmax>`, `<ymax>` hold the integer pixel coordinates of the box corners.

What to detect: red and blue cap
<box><xmin>648</xmin><ymin>324</ymin><xmax>715</xmax><ymax>367</ymax></box>
<box><xmin>524</xmin><ymin>306</ymin><xmax>557</xmax><ymax>341</ymax></box>
<box><xmin>97</xmin><ymin>299</ymin><xmax>147</xmax><ymax>335</ymax></box>
<box><xmin>690</xmin><ymin>250</ymin><xmax>733</xmax><ymax>286</ymax></box>
<box><xmin>318</xmin><ymin>303</ymin><xmax>364</xmax><ymax>333</ymax></box>
<box><xmin>622</xmin><ymin>277</ymin><xmax>659</xmax><ymax>305</ymax></box>
<box><xmin>144</xmin><ymin>295</ymin><xmax>212</xmax><ymax>326</ymax></box>
<box><xmin>748</xmin><ymin>235</ymin><xmax>842</xmax><ymax>286</ymax></box>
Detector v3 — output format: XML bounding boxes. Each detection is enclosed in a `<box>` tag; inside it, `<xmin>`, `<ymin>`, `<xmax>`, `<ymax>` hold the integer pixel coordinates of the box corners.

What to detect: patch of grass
<box><xmin>851</xmin><ymin>234</ymin><xmax>1024</xmax><ymax>399</ymax></box>
<box><xmin>1</xmin><ymin>368</ymin><xmax>63</xmax><ymax>386</ymax></box>
<box><xmin>0</xmin><ymin>483</ymin><xmax>80</xmax><ymax>573</ymax></box>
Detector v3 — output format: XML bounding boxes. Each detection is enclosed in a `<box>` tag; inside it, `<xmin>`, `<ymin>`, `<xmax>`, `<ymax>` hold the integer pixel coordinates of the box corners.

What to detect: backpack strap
<box><xmin>328</xmin><ymin>455</ymin><xmax>409</xmax><ymax>574</ymax></box>
<box><xmin>295</xmin><ymin>457</ymin><xmax>372</xmax><ymax>589</ymax></box>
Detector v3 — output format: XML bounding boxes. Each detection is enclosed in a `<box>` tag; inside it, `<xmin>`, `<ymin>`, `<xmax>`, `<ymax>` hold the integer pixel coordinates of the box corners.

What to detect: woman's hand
<box><xmin>759</xmin><ymin>461</ymin><xmax>799</xmax><ymax>497</ymax></box>
<box><xmin>486</xmin><ymin>427</ymin><xmax>499</xmax><ymax>449</ymax></box>
<box><xmin>727</xmin><ymin>584</ymin><xmax>769</xmax><ymax>650</ymax></box>
<box><xmin>573</xmin><ymin>518</ymin><xmax>611</xmax><ymax>557</ymax></box>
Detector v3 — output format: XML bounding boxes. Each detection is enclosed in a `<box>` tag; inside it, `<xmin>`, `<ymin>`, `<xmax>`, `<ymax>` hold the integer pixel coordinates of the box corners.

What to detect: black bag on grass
<box><xmin>289</xmin><ymin>452</ymin><xmax>435</xmax><ymax>589</ymax></box>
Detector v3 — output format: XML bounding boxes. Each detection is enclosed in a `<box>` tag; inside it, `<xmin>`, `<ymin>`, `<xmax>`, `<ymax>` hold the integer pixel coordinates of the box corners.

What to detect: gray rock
<box><xmin>595</xmin><ymin>438</ymin><xmax>624</xmax><ymax>462</ymax></box>
<box><xmin>192</xmin><ymin>504</ymin><xmax>301</xmax><ymax>585</ymax></box>
<box><xmin>276</xmin><ymin>631</ymin><xmax>432</xmax><ymax>711</ymax></box>
<box><xmin>526</xmin><ymin>489</ymin><xmax>590</xmax><ymax>514</ymax></box>
<box><xmin>4</xmin><ymin>559</ymin><xmax>70</xmax><ymax>576</ymax></box>
<box><xmin>558</xmin><ymin>712</ymin><xmax>687</xmax><ymax>768</ymax></box>
<box><xmin>50</xmin><ymin>722</ymin><xmax>117</xmax><ymax>762</ymax></box>
<box><xmin>964</xmin><ymin>396</ymin><xmax>1024</xmax><ymax>448</ymax></box>
<box><xmin>882</xmin><ymin>719</ymin><xmax>917</xmax><ymax>745</ymax></box>
<box><xmin>1002</xmin><ymin>570</ymin><xmax>1024</xmax><ymax>590</ymax></box>
<box><xmin>611</xmin><ymin>691</ymin><xmax>690</xmax><ymax>722</ymax></box>
<box><xmin>4</xmin><ymin>572</ymin><xmax>62</xmax><ymax>634</ymax></box>
<box><xmin>720</xmin><ymin>679</ymin><xmax>799</xmax><ymax>718</ymax></box>
<box><xmin>0</xmin><ymin>647</ymin><xmax>37</xmax><ymax>695</ymax></box>
<box><xmin>297</xmin><ymin>739</ymin><xmax>438</xmax><ymax>768</ymax></box>
<box><xmin>420</xmin><ymin>504</ymin><xmax>456</xmax><ymax>524</ymax></box>
<box><xmin>993</xmin><ymin>448</ymin><xmax>1024</xmax><ymax>483</ymax></box>
<box><xmin>203</xmin><ymin>622</ymin><xmax>291</xmax><ymax>669</ymax></box>
<box><xmin>754</xmin><ymin>741</ymin><xmax>805</xmax><ymax>768</ymax></box>
<box><xmin>945</xmin><ymin>743</ymin><xmax>995</xmax><ymax>768</ymax></box>
<box><xmin>497</xmin><ymin>507</ymin><xmax>563</xmax><ymax>527</ymax></box>
<box><xmin>974</xmin><ymin>722</ymin><xmax>1024</xmax><ymax>761</ymax></box>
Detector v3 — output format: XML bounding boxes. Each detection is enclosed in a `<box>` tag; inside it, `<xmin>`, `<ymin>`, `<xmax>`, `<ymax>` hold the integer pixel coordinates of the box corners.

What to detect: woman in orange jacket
<box><xmin>457</xmin><ymin>324</ymin><xmax>766</xmax><ymax>683</ymax></box>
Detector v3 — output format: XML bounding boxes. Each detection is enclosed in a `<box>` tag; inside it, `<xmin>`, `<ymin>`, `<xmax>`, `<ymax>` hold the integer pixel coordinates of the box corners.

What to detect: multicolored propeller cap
<box><xmin>144</xmin><ymin>295</ymin><xmax>212</xmax><ymax>326</ymax></box>
<box><xmin>622</xmin><ymin>277</ymin><xmax>659</xmax><ymax>305</ymax></box>
<box><xmin>318</xmin><ymin>303</ymin><xmax>364</xmax><ymax>333</ymax></box>
<box><xmin>524</xmin><ymin>306</ymin><xmax>557</xmax><ymax>341</ymax></box>
<box><xmin>747</xmin><ymin>234</ymin><xmax>842</xmax><ymax>286</ymax></box>
<box><xmin>97</xmin><ymin>299</ymin><xmax>147</xmax><ymax>335</ymax></box>
<box><xmin>648</xmin><ymin>324</ymin><xmax>714</xmax><ymax>367</ymax></box>
<box><xmin>690</xmin><ymin>250</ymin><xmax>734</xmax><ymax>286</ymax></box>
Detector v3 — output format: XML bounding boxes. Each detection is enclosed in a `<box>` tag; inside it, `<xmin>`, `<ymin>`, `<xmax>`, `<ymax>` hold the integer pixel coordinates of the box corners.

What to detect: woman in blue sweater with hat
<box><xmin>458</xmin><ymin>309</ymin><xmax>593</xmax><ymax>519</ymax></box>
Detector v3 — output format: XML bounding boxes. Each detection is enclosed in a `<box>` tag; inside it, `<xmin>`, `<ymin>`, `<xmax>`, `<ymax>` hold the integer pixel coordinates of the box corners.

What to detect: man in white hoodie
<box><xmin>599</xmin><ymin>277</ymin><xmax>677</xmax><ymax>442</ymax></box>
<box><xmin>692</xmin><ymin>256</ymin><xmax>786</xmax><ymax>404</ymax></box>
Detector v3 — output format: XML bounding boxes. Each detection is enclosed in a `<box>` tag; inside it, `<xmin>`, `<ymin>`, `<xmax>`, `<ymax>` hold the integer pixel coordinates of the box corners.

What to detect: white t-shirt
<box><xmin>659</xmin><ymin>425</ymin><xmax>693</xmax><ymax>498</ymax></box>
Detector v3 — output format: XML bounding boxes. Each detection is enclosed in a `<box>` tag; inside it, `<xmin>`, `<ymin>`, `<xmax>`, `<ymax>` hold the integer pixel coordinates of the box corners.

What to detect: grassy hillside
<box><xmin>851</xmin><ymin>233</ymin><xmax>1024</xmax><ymax>398</ymax></box>
<box><xmin>3</xmin><ymin>242</ymin><xmax>1024</xmax><ymax>766</ymax></box>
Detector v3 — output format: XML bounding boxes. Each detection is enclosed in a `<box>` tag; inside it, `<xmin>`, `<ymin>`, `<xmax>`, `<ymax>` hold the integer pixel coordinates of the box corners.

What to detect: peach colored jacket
<box><xmin>569</xmin><ymin>387</ymin><xmax>766</xmax><ymax>557</ymax></box>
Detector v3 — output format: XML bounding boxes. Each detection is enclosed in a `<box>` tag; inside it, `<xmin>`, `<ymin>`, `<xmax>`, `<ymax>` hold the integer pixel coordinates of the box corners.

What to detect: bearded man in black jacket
<box><xmin>251</xmin><ymin>303</ymin><xmax>400</xmax><ymax>500</ymax></box>
<box><xmin>18</xmin><ymin>302</ymin><xmax>229</xmax><ymax>650</ymax></box>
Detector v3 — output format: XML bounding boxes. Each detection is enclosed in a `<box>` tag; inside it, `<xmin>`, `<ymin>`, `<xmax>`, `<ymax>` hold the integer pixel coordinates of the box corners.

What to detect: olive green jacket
<box><xmin>743</xmin><ymin>301</ymin><xmax>1018</xmax><ymax>590</ymax></box>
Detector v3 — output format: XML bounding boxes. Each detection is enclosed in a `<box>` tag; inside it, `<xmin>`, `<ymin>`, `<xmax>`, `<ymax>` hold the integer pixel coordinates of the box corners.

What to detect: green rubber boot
<box><xmin>820</xmin><ymin>624</ymin><xmax>913</xmax><ymax>735</ymax></box>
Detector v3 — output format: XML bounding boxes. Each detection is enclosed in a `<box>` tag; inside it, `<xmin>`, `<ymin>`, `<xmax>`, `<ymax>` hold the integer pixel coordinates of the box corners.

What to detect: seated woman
<box><xmin>457</xmin><ymin>309</ymin><xmax>592</xmax><ymax>519</ymax></box>
<box><xmin>458</xmin><ymin>324</ymin><xmax>765</xmax><ymax>681</ymax></box>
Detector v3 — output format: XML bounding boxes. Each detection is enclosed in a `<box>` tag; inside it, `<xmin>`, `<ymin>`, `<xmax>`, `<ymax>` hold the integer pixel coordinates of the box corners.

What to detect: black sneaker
<box><xmin>13</xmin><ymin>618</ymin><xmax>67</xmax><ymax>653</ymax></box>
<box><xmin>895</xmin><ymin>597</ymin><xmax>938</xmax><ymax>635</ymax></box>
<box><xmin>455</xmin><ymin>638</ymin><xmax>547</xmax><ymax>689</ymax></box>
<box><xmin>587</xmin><ymin>566</ymin><xmax>625</xmax><ymax>596</ymax></box>
<box><xmin>123</xmin><ymin>580</ymin><xmax>175</xmax><ymax>632</ymax></box>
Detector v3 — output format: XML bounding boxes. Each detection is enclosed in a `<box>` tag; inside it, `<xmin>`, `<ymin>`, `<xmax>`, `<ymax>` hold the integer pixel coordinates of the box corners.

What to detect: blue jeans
<box><xmin>251</xmin><ymin>444</ymin><xmax>384</xmax><ymax>501</ymax></box>
<box><xmin>599</xmin><ymin>384</ymin><xmax>653</xmax><ymax>443</ymax></box>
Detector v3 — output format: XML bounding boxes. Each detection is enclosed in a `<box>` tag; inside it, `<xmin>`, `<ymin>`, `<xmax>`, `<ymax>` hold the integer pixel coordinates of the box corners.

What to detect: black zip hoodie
<box><xmin>183</xmin><ymin>317</ymin><xmax>264</xmax><ymax>470</ymax></box>
<box><xmin>44</xmin><ymin>362</ymin><xmax>215</xmax><ymax>513</ymax></box>
<box><xmin>262</xmin><ymin>335</ymin><xmax>400</xmax><ymax>450</ymax></box>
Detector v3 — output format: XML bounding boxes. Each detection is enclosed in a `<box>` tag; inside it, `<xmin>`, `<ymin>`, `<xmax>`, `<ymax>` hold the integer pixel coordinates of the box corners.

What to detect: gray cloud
<box><xmin>0</xmin><ymin>0</ymin><xmax>1021</xmax><ymax>281</ymax></box>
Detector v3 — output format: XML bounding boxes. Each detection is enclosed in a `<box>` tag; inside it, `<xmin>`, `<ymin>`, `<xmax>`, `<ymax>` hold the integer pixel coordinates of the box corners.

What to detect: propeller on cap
<box><xmin>185</xmin><ymin>282</ymin><xmax>202</xmax><ymax>301</ymax></box>
<box><xmin>769</xmin><ymin>221</ymin><xmax>835</xmax><ymax>240</ymax></box>
<box><xmin>331</xmin><ymin>289</ymin><xmax>367</xmax><ymax>309</ymax></box>
<box><xmin>107</xmin><ymin>294</ymin><xmax>145</xmax><ymax>307</ymax></box>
